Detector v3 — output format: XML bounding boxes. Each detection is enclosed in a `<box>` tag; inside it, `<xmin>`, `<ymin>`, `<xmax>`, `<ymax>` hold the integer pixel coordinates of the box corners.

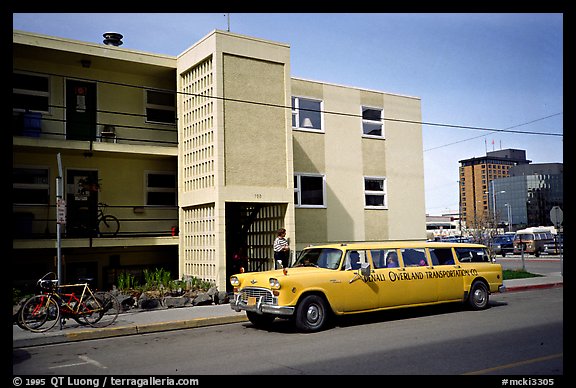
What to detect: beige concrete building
<box><xmin>12</xmin><ymin>29</ymin><xmax>426</xmax><ymax>292</ymax></box>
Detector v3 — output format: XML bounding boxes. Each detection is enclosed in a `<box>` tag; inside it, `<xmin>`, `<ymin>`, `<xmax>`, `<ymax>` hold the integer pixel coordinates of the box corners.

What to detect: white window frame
<box><xmin>361</xmin><ymin>106</ymin><xmax>384</xmax><ymax>139</ymax></box>
<box><xmin>145</xmin><ymin>89</ymin><xmax>176</xmax><ymax>125</ymax></box>
<box><xmin>13</xmin><ymin>165</ymin><xmax>51</xmax><ymax>205</ymax></box>
<box><xmin>13</xmin><ymin>71</ymin><xmax>51</xmax><ymax>114</ymax></box>
<box><xmin>292</xmin><ymin>96</ymin><xmax>324</xmax><ymax>133</ymax></box>
<box><xmin>294</xmin><ymin>173</ymin><xmax>326</xmax><ymax>208</ymax></box>
<box><xmin>364</xmin><ymin>176</ymin><xmax>387</xmax><ymax>209</ymax></box>
<box><xmin>145</xmin><ymin>171</ymin><xmax>177</xmax><ymax>206</ymax></box>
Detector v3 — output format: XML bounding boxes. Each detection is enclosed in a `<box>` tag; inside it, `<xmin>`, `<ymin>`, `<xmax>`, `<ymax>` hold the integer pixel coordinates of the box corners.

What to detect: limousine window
<box><xmin>370</xmin><ymin>249</ymin><xmax>398</xmax><ymax>268</ymax></box>
<box><xmin>342</xmin><ymin>250</ymin><xmax>367</xmax><ymax>270</ymax></box>
<box><xmin>454</xmin><ymin>247</ymin><xmax>490</xmax><ymax>263</ymax></box>
<box><xmin>400</xmin><ymin>248</ymin><xmax>428</xmax><ymax>266</ymax></box>
<box><xmin>429</xmin><ymin>248</ymin><xmax>455</xmax><ymax>266</ymax></box>
<box><xmin>294</xmin><ymin>248</ymin><xmax>342</xmax><ymax>269</ymax></box>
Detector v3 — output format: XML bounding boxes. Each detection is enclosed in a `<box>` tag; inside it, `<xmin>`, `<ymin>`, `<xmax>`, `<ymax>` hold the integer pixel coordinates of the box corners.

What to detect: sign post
<box><xmin>56</xmin><ymin>153</ymin><xmax>64</xmax><ymax>285</ymax></box>
<box><xmin>549</xmin><ymin>206</ymin><xmax>563</xmax><ymax>277</ymax></box>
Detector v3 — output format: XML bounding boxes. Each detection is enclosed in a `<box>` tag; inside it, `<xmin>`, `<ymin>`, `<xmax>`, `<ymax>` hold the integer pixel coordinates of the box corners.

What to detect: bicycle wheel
<box><xmin>19</xmin><ymin>295</ymin><xmax>60</xmax><ymax>333</ymax></box>
<box><xmin>80</xmin><ymin>291</ymin><xmax>120</xmax><ymax>328</ymax></box>
<box><xmin>98</xmin><ymin>215</ymin><xmax>120</xmax><ymax>237</ymax></box>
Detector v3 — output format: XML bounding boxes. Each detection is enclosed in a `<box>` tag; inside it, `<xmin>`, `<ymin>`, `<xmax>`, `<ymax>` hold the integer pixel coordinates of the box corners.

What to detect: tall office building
<box><xmin>458</xmin><ymin>149</ymin><xmax>530</xmax><ymax>228</ymax></box>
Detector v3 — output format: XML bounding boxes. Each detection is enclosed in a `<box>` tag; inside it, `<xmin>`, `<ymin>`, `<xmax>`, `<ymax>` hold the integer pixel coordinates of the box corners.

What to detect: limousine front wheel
<box><xmin>468</xmin><ymin>281</ymin><xmax>489</xmax><ymax>310</ymax></box>
<box><xmin>295</xmin><ymin>295</ymin><xmax>329</xmax><ymax>332</ymax></box>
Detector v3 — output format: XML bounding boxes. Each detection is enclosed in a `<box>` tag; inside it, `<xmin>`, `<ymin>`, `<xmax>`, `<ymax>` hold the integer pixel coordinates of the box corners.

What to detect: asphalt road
<box><xmin>13</xmin><ymin>287</ymin><xmax>562</xmax><ymax>376</ymax></box>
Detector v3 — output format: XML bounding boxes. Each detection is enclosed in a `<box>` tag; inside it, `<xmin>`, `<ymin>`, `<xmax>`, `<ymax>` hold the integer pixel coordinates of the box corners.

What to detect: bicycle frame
<box><xmin>56</xmin><ymin>283</ymin><xmax>101</xmax><ymax>316</ymax></box>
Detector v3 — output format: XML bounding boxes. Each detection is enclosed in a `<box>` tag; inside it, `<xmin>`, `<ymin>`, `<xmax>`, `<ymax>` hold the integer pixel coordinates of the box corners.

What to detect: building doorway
<box><xmin>65</xmin><ymin>169</ymin><xmax>98</xmax><ymax>237</ymax></box>
<box><xmin>66</xmin><ymin>80</ymin><xmax>97</xmax><ymax>141</ymax></box>
<box><xmin>225</xmin><ymin>202</ymin><xmax>287</xmax><ymax>292</ymax></box>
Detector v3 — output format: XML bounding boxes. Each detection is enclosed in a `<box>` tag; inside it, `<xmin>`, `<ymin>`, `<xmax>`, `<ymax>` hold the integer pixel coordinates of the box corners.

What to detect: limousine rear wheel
<box><xmin>295</xmin><ymin>295</ymin><xmax>329</xmax><ymax>332</ymax></box>
<box><xmin>468</xmin><ymin>281</ymin><xmax>489</xmax><ymax>310</ymax></box>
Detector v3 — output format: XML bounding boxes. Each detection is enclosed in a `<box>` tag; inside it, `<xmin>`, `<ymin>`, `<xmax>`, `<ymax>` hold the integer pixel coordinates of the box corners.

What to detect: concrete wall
<box><xmin>291</xmin><ymin>78</ymin><xmax>426</xmax><ymax>249</ymax></box>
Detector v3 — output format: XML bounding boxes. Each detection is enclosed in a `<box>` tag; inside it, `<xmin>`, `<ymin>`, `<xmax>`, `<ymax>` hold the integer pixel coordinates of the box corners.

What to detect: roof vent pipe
<box><xmin>103</xmin><ymin>32</ymin><xmax>123</xmax><ymax>46</ymax></box>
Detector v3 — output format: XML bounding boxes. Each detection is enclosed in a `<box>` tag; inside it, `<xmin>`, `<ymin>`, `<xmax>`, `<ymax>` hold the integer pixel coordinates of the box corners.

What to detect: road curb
<box><xmin>504</xmin><ymin>282</ymin><xmax>563</xmax><ymax>293</ymax></box>
<box><xmin>13</xmin><ymin>315</ymin><xmax>248</xmax><ymax>348</ymax></box>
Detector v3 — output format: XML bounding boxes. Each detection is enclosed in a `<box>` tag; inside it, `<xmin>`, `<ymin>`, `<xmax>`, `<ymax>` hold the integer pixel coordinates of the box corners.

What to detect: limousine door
<box><xmin>368</xmin><ymin>248</ymin><xmax>437</xmax><ymax>308</ymax></box>
<box><xmin>385</xmin><ymin>248</ymin><xmax>437</xmax><ymax>307</ymax></box>
<box><xmin>428</xmin><ymin>247</ymin><xmax>464</xmax><ymax>302</ymax></box>
<box><xmin>334</xmin><ymin>250</ymin><xmax>378</xmax><ymax>312</ymax></box>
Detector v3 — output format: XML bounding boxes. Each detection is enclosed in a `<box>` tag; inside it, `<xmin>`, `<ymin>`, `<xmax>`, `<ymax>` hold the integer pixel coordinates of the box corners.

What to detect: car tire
<box><xmin>467</xmin><ymin>281</ymin><xmax>489</xmax><ymax>310</ymax></box>
<box><xmin>295</xmin><ymin>294</ymin><xmax>330</xmax><ymax>332</ymax></box>
<box><xmin>246</xmin><ymin>311</ymin><xmax>276</xmax><ymax>328</ymax></box>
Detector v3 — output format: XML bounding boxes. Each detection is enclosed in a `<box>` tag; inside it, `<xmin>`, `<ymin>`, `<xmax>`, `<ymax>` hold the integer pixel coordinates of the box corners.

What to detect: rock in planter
<box><xmin>216</xmin><ymin>291</ymin><xmax>230</xmax><ymax>304</ymax></box>
<box><xmin>138</xmin><ymin>293</ymin><xmax>164</xmax><ymax>310</ymax></box>
<box><xmin>115</xmin><ymin>293</ymin><xmax>137</xmax><ymax>311</ymax></box>
<box><xmin>164</xmin><ymin>296</ymin><xmax>191</xmax><ymax>308</ymax></box>
<box><xmin>192</xmin><ymin>292</ymin><xmax>213</xmax><ymax>306</ymax></box>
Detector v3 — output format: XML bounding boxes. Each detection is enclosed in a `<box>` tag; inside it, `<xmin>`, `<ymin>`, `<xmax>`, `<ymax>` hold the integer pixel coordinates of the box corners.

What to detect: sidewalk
<box><xmin>13</xmin><ymin>274</ymin><xmax>563</xmax><ymax>348</ymax></box>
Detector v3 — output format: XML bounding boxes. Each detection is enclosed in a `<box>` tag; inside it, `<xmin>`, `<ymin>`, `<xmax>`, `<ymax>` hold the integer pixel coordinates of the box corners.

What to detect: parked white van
<box><xmin>513</xmin><ymin>227</ymin><xmax>555</xmax><ymax>257</ymax></box>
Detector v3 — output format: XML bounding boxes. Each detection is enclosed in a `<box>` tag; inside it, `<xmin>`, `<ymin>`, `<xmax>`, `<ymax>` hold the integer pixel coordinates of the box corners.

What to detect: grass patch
<box><xmin>503</xmin><ymin>269</ymin><xmax>543</xmax><ymax>280</ymax></box>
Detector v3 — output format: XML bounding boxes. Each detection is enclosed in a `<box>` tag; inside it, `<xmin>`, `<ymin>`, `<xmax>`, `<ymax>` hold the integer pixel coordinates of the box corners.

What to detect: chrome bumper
<box><xmin>230</xmin><ymin>294</ymin><xmax>295</xmax><ymax>316</ymax></box>
<box><xmin>498</xmin><ymin>284</ymin><xmax>507</xmax><ymax>293</ymax></box>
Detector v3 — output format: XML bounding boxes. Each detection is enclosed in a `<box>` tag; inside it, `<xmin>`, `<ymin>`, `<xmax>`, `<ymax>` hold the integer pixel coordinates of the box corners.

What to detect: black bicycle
<box><xmin>97</xmin><ymin>202</ymin><xmax>120</xmax><ymax>237</ymax></box>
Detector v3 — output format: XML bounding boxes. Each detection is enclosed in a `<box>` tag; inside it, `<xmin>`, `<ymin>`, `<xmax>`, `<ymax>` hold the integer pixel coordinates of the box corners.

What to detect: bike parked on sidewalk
<box><xmin>18</xmin><ymin>272</ymin><xmax>120</xmax><ymax>333</ymax></box>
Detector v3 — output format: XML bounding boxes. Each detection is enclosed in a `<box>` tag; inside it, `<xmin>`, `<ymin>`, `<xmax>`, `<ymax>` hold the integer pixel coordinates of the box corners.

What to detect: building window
<box><xmin>146</xmin><ymin>90</ymin><xmax>176</xmax><ymax>125</ymax></box>
<box><xmin>146</xmin><ymin>172</ymin><xmax>177</xmax><ymax>206</ymax></box>
<box><xmin>13</xmin><ymin>72</ymin><xmax>50</xmax><ymax>113</ymax></box>
<box><xmin>364</xmin><ymin>176</ymin><xmax>387</xmax><ymax>208</ymax></box>
<box><xmin>13</xmin><ymin>167</ymin><xmax>50</xmax><ymax>205</ymax></box>
<box><xmin>294</xmin><ymin>173</ymin><xmax>325</xmax><ymax>207</ymax></box>
<box><xmin>292</xmin><ymin>97</ymin><xmax>323</xmax><ymax>131</ymax></box>
<box><xmin>362</xmin><ymin>106</ymin><xmax>383</xmax><ymax>137</ymax></box>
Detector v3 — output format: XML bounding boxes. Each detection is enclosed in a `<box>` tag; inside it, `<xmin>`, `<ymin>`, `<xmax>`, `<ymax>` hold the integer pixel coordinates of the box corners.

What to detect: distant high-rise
<box><xmin>458</xmin><ymin>149</ymin><xmax>530</xmax><ymax>228</ymax></box>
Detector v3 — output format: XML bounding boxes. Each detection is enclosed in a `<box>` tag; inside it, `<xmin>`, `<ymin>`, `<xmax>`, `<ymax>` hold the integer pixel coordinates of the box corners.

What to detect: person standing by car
<box><xmin>273</xmin><ymin>228</ymin><xmax>290</xmax><ymax>268</ymax></box>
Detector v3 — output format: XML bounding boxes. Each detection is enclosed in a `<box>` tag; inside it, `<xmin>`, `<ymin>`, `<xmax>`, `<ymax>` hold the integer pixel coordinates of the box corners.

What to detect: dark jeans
<box><xmin>274</xmin><ymin>251</ymin><xmax>289</xmax><ymax>268</ymax></box>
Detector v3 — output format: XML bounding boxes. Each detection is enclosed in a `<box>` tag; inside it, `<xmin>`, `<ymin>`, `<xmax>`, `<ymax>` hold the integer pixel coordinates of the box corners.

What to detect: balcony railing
<box><xmin>13</xmin><ymin>204</ymin><xmax>178</xmax><ymax>240</ymax></box>
<box><xmin>13</xmin><ymin>106</ymin><xmax>178</xmax><ymax>148</ymax></box>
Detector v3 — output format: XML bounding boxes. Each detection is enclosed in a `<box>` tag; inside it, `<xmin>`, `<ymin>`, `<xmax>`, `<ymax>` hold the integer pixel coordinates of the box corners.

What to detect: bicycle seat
<box><xmin>38</xmin><ymin>279</ymin><xmax>58</xmax><ymax>290</ymax></box>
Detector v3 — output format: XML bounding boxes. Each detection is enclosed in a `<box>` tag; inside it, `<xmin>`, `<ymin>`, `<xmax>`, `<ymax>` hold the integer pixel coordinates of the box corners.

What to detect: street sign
<box><xmin>550</xmin><ymin>206</ymin><xmax>563</xmax><ymax>227</ymax></box>
<box><xmin>57</xmin><ymin>198</ymin><xmax>67</xmax><ymax>224</ymax></box>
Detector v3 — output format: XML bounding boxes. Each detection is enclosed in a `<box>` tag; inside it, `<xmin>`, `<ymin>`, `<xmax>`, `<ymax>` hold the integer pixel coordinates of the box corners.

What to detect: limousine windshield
<box><xmin>293</xmin><ymin>248</ymin><xmax>343</xmax><ymax>269</ymax></box>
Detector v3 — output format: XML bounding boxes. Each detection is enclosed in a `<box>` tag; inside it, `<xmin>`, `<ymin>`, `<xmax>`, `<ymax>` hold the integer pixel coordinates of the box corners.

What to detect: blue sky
<box><xmin>12</xmin><ymin>13</ymin><xmax>564</xmax><ymax>215</ymax></box>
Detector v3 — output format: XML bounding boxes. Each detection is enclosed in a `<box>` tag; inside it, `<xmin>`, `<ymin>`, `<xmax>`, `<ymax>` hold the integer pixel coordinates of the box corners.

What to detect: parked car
<box><xmin>230</xmin><ymin>241</ymin><xmax>504</xmax><ymax>332</ymax></box>
<box><xmin>543</xmin><ymin>234</ymin><xmax>563</xmax><ymax>255</ymax></box>
<box><xmin>489</xmin><ymin>234</ymin><xmax>515</xmax><ymax>257</ymax></box>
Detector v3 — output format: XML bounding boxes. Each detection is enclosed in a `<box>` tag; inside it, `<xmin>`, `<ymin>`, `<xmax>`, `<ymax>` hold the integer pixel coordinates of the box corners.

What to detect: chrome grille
<box><xmin>238</xmin><ymin>287</ymin><xmax>275</xmax><ymax>305</ymax></box>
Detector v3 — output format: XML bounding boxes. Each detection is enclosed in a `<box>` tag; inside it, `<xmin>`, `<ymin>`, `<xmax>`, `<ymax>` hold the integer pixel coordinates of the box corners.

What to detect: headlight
<box><xmin>230</xmin><ymin>276</ymin><xmax>240</xmax><ymax>287</ymax></box>
<box><xmin>269</xmin><ymin>278</ymin><xmax>281</xmax><ymax>289</ymax></box>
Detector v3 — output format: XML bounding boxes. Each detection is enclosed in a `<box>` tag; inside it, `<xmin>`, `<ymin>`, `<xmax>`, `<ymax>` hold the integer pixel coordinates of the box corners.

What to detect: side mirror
<box><xmin>359</xmin><ymin>262</ymin><xmax>371</xmax><ymax>277</ymax></box>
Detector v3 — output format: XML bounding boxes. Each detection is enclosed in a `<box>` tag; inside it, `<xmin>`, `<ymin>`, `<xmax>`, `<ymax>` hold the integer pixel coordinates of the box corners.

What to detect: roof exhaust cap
<box><xmin>103</xmin><ymin>32</ymin><xmax>123</xmax><ymax>46</ymax></box>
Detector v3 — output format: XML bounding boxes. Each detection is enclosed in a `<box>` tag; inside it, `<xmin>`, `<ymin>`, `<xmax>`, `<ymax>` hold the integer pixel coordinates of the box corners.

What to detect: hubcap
<box><xmin>306</xmin><ymin>304</ymin><xmax>320</xmax><ymax>323</ymax></box>
<box><xmin>473</xmin><ymin>289</ymin><xmax>485</xmax><ymax>305</ymax></box>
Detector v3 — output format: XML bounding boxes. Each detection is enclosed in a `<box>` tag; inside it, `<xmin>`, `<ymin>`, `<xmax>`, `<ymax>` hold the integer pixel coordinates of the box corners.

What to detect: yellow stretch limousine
<box><xmin>230</xmin><ymin>241</ymin><xmax>505</xmax><ymax>332</ymax></box>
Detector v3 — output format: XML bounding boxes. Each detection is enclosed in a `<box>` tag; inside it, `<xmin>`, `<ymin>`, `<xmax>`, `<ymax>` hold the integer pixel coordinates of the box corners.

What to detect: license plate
<box><xmin>247</xmin><ymin>296</ymin><xmax>257</xmax><ymax>306</ymax></box>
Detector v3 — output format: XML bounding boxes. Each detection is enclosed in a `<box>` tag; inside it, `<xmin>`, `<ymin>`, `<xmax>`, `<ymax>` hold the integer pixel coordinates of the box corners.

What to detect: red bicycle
<box><xmin>19</xmin><ymin>272</ymin><xmax>120</xmax><ymax>333</ymax></box>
